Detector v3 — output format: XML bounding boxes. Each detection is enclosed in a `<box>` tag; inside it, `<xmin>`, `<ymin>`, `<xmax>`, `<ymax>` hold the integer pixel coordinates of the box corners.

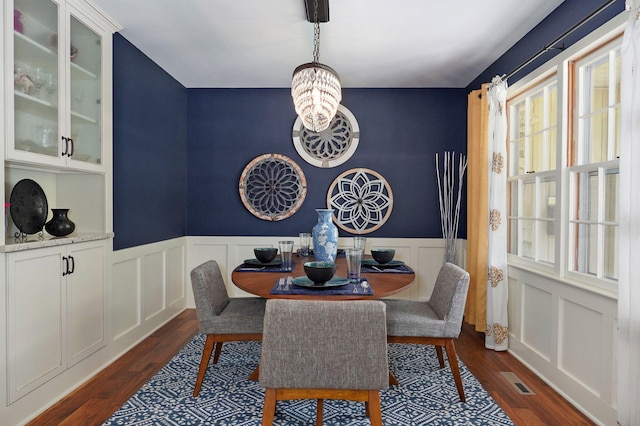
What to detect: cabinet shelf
<box><xmin>70</xmin><ymin>109</ymin><xmax>97</xmax><ymax>124</ymax></box>
<box><xmin>14</xmin><ymin>90</ymin><xmax>57</xmax><ymax>120</ymax></box>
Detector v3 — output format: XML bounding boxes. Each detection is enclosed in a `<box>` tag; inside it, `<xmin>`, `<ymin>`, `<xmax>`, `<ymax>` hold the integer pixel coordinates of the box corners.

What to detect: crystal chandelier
<box><xmin>291</xmin><ymin>0</ymin><xmax>341</xmax><ymax>132</ymax></box>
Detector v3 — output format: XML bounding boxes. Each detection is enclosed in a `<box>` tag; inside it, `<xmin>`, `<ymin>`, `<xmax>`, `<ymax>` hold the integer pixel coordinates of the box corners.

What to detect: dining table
<box><xmin>231</xmin><ymin>253</ymin><xmax>415</xmax><ymax>300</ymax></box>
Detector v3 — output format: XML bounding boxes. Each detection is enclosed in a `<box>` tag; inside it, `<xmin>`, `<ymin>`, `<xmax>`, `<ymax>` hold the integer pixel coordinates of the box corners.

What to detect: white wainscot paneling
<box><xmin>111</xmin><ymin>238</ymin><xmax>187</xmax><ymax>348</ymax></box>
<box><xmin>507</xmin><ymin>265</ymin><xmax>617</xmax><ymax>426</ymax></box>
<box><xmin>186</xmin><ymin>236</ymin><xmax>452</xmax><ymax>305</ymax></box>
<box><xmin>112</xmin><ymin>258</ymin><xmax>141</xmax><ymax>339</ymax></box>
<box><xmin>521</xmin><ymin>283</ymin><xmax>554</xmax><ymax>361</ymax></box>
<box><xmin>559</xmin><ymin>299</ymin><xmax>603</xmax><ymax>395</ymax></box>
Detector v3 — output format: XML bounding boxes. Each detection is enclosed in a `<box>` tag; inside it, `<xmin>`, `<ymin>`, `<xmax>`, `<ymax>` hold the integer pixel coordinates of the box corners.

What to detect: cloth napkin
<box><xmin>361</xmin><ymin>264</ymin><xmax>414</xmax><ymax>274</ymax></box>
<box><xmin>269</xmin><ymin>277</ymin><xmax>373</xmax><ymax>296</ymax></box>
<box><xmin>234</xmin><ymin>262</ymin><xmax>296</xmax><ymax>273</ymax></box>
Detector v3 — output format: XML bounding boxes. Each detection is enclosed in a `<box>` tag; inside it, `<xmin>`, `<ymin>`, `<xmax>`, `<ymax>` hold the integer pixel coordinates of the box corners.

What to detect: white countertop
<box><xmin>1</xmin><ymin>232</ymin><xmax>114</xmax><ymax>253</ymax></box>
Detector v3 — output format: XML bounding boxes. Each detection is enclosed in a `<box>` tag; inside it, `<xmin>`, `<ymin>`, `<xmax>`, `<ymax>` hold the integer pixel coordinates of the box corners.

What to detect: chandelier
<box><xmin>291</xmin><ymin>0</ymin><xmax>341</xmax><ymax>132</ymax></box>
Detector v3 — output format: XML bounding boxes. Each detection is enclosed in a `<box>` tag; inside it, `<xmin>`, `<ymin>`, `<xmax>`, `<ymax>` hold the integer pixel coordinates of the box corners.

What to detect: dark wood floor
<box><xmin>27</xmin><ymin>308</ymin><xmax>595</xmax><ymax>425</ymax></box>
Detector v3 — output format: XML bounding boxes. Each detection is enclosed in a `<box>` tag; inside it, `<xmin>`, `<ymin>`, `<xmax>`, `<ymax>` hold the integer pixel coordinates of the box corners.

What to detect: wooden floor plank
<box><xmin>26</xmin><ymin>309</ymin><xmax>595</xmax><ymax>426</ymax></box>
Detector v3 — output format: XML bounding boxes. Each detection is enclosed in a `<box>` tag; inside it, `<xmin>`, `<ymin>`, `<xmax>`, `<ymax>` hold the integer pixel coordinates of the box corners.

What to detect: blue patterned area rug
<box><xmin>103</xmin><ymin>335</ymin><xmax>513</xmax><ymax>425</ymax></box>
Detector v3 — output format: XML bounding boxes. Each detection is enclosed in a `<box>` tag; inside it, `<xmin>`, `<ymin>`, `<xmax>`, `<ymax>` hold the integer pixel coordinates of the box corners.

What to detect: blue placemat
<box><xmin>270</xmin><ymin>277</ymin><xmax>373</xmax><ymax>296</ymax></box>
<box><xmin>234</xmin><ymin>262</ymin><xmax>296</xmax><ymax>273</ymax></box>
<box><xmin>361</xmin><ymin>264</ymin><xmax>414</xmax><ymax>274</ymax></box>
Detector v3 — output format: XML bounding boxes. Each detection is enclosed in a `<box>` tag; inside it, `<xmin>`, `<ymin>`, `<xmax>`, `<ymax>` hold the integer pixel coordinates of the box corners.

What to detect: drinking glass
<box><xmin>299</xmin><ymin>232</ymin><xmax>311</xmax><ymax>256</ymax></box>
<box><xmin>279</xmin><ymin>240</ymin><xmax>294</xmax><ymax>271</ymax></box>
<box><xmin>345</xmin><ymin>248</ymin><xmax>363</xmax><ymax>282</ymax></box>
<box><xmin>354</xmin><ymin>236</ymin><xmax>366</xmax><ymax>251</ymax></box>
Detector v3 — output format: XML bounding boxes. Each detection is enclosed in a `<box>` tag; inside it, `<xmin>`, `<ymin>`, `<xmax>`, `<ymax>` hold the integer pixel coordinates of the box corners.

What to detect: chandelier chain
<box><xmin>312</xmin><ymin>0</ymin><xmax>320</xmax><ymax>63</ymax></box>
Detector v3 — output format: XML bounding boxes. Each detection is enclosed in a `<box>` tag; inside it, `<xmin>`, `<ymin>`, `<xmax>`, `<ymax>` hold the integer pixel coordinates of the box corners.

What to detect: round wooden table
<box><xmin>231</xmin><ymin>255</ymin><xmax>415</xmax><ymax>300</ymax></box>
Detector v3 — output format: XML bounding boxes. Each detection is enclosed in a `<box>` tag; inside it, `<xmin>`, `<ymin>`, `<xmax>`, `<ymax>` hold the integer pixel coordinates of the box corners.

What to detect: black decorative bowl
<box><xmin>371</xmin><ymin>248</ymin><xmax>396</xmax><ymax>264</ymax></box>
<box><xmin>304</xmin><ymin>261</ymin><xmax>337</xmax><ymax>285</ymax></box>
<box><xmin>254</xmin><ymin>247</ymin><xmax>278</xmax><ymax>263</ymax></box>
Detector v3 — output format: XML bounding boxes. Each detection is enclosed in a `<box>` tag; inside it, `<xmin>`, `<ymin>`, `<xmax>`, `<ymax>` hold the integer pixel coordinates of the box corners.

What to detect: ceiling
<box><xmin>88</xmin><ymin>0</ymin><xmax>565</xmax><ymax>89</ymax></box>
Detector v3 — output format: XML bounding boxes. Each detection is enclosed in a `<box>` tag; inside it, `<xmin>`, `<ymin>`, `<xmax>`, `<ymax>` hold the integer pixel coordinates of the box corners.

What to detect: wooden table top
<box><xmin>231</xmin><ymin>255</ymin><xmax>415</xmax><ymax>300</ymax></box>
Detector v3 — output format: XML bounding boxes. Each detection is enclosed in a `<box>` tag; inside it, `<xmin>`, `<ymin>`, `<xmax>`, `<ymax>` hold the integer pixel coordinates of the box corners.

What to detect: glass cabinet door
<box><xmin>13</xmin><ymin>0</ymin><xmax>61</xmax><ymax>159</ymax></box>
<box><xmin>68</xmin><ymin>14</ymin><xmax>102</xmax><ymax>166</ymax></box>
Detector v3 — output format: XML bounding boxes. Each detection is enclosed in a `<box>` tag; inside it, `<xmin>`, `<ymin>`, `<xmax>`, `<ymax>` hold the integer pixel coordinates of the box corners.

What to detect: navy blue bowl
<box><xmin>254</xmin><ymin>247</ymin><xmax>278</xmax><ymax>263</ymax></box>
<box><xmin>304</xmin><ymin>261</ymin><xmax>336</xmax><ymax>284</ymax></box>
<box><xmin>371</xmin><ymin>248</ymin><xmax>395</xmax><ymax>264</ymax></box>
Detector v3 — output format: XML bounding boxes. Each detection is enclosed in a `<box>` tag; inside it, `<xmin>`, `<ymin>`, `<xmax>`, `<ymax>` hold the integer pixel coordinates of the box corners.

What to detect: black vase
<box><xmin>45</xmin><ymin>208</ymin><xmax>75</xmax><ymax>237</ymax></box>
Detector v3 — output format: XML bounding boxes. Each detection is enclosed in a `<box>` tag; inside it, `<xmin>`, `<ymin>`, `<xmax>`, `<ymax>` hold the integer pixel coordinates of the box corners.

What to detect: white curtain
<box><xmin>485</xmin><ymin>76</ymin><xmax>509</xmax><ymax>351</ymax></box>
<box><xmin>618</xmin><ymin>1</ymin><xmax>640</xmax><ymax>425</ymax></box>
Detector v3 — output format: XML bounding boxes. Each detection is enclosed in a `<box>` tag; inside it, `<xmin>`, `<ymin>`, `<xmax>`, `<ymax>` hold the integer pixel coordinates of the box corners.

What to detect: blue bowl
<box><xmin>304</xmin><ymin>261</ymin><xmax>336</xmax><ymax>284</ymax></box>
<box><xmin>254</xmin><ymin>247</ymin><xmax>278</xmax><ymax>263</ymax></box>
<box><xmin>371</xmin><ymin>248</ymin><xmax>395</xmax><ymax>264</ymax></box>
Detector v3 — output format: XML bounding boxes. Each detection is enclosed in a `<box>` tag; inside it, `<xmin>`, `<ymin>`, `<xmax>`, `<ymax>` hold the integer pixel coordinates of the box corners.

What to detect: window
<box><xmin>568</xmin><ymin>40</ymin><xmax>620</xmax><ymax>281</ymax></box>
<box><xmin>507</xmin><ymin>78</ymin><xmax>558</xmax><ymax>265</ymax></box>
<box><xmin>506</xmin><ymin>35</ymin><xmax>621</xmax><ymax>288</ymax></box>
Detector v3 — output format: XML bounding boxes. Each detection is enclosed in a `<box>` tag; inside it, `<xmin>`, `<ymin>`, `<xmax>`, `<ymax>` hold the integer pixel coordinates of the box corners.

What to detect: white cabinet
<box><xmin>6</xmin><ymin>240</ymin><xmax>106</xmax><ymax>403</ymax></box>
<box><xmin>8</xmin><ymin>0</ymin><xmax>109</xmax><ymax>172</ymax></box>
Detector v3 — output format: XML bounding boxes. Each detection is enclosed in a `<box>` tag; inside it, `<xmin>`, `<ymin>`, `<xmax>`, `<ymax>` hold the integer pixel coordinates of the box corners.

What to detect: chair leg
<box><xmin>435</xmin><ymin>345</ymin><xmax>445</xmax><ymax>369</ymax></box>
<box><xmin>444</xmin><ymin>339</ymin><xmax>466</xmax><ymax>402</ymax></box>
<box><xmin>262</xmin><ymin>388</ymin><xmax>277</xmax><ymax>425</ymax></box>
<box><xmin>389</xmin><ymin>371</ymin><xmax>399</xmax><ymax>386</ymax></box>
<box><xmin>212</xmin><ymin>341</ymin><xmax>224</xmax><ymax>364</ymax></box>
<box><xmin>193</xmin><ymin>335</ymin><xmax>216</xmax><ymax>397</ymax></box>
<box><xmin>367</xmin><ymin>390</ymin><xmax>383</xmax><ymax>426</ymax></box>
<box><xmin>316</xmin><ymin>399</ymin><xmax>323</xmax><ymax>426</ymax></box>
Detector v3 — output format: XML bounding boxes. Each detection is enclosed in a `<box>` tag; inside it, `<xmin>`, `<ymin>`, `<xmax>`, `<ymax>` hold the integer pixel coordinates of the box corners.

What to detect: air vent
<box><xmin>500</xmin><ymin>372</ymin><xmax>535</xmax><ymax>395</ymax></box>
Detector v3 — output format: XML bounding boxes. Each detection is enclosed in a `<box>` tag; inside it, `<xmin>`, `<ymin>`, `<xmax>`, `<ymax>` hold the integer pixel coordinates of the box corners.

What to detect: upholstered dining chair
<box><xmin>259</xmin><ymin>299</ymin><xmax>389</xmax><ymax>426</ymax></box>
<box><xmin>384</xmin><ymin>262</ymin><xmax>470</xmax><ymax>402</ymax></box>
<box><xmin>190</xmin><ymin>260</ymin><xmax>266</xmax><ymax>397</ymax></box>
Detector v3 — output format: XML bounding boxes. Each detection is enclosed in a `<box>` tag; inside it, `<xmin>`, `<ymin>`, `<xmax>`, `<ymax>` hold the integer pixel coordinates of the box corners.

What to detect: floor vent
<box><xmin>500</xmin><ymin>372</ymin><xmax>536</xmax><ymax>395</ymax></box>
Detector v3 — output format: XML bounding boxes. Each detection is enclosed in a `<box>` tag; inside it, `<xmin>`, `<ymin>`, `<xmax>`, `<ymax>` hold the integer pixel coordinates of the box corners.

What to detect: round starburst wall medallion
<box><xmin>239</xmin><ymin>154</ymin><xmax>307</xmax><ymax>221</ymax></box>
<box><xmin>292</xmin><ymin>105</ymin><xmax>360</xmax><ymax>168</ymax></box>
<box><xmin>327</xmin><ymin>168</ymin><xmax>393</xmax><ymax>234</ymax></box>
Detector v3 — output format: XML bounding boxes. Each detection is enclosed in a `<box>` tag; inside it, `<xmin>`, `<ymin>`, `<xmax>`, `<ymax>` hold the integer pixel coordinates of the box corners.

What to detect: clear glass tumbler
<box><xmin>279</xmin><ymin>240</ymin><xmax>294</xmax><ymax>271</ymax></box>
<box><xmin>345</xmin><ymin>248</ymin><xmax>363</xmax><ymax>282</ymax></box>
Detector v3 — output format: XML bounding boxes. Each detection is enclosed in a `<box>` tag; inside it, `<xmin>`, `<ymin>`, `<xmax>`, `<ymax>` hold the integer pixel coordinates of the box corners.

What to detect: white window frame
<box><xmin>505</xmin><ymin>14</ymin><xmax>626</xmax><ymax>297</ymax></box>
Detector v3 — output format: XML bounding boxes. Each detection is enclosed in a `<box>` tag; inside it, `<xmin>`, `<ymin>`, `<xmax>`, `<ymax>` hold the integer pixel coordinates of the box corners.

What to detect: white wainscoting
<box><xmin>507</xmin><ymin>265</ymin><xmax>617</xmax><ymax>426</ymax></box>
<box><xmin>186</xmin><ymin>236</ymin><xmax>451</xmax><ymax>306</ymax></box>
<box><xmin>112</xmin><ymin>238</ymin><xmax>187</xmax><ymax>349</ymax></box>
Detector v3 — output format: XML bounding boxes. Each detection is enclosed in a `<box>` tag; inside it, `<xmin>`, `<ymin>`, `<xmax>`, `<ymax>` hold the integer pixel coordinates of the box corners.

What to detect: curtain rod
<box><xmin>503</xmin><ymin>0</ymin><xmax>618</xmax><ymax>81</ymax></box>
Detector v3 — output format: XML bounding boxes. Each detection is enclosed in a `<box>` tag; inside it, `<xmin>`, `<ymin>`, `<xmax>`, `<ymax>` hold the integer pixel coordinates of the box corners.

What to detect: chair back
<box><xmin>190</xmin><ymin>260</ymin><xmax>231</xmax><ymax>327</ymax></box>
<box><xmin>427</xmin><ymin>263</ymin><xmax>470</xmax><ymax>338</ymax></box>
<box><xmin>259</xmin><ymin>299</ymin><xmax>389</xmax><ymax>391</ymax></box>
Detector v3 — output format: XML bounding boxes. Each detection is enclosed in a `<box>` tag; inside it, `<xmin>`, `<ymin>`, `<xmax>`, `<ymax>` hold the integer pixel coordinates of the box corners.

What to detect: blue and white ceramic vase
<box><xmin>312</xmin><ymin>208</ymin><xmax>339</xmax><ymax>262</ymax></box>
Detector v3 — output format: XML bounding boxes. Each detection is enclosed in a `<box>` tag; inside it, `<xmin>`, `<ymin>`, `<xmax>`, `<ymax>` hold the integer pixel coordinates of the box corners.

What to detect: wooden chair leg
<box><xmin>388</xmin><ymin>371</ymin><xmax>399</xmax><ymax>386</ymax></box>
<box><xmin>316</xmin><ymin>399</ymin><xmax>323</xmax><ymax>426</ymax></box>
<box><xmin>444</xmin><ymin>339</ymin><xmax>466</xmax><ymax>402</ymax></box>
<box><xmin>435</xmin><ymin>345</ymin><xmax>445</xmax><ymax>369</ymax></box>
<box><xmin>367</xmin><ymin>390</ymin><xmax>383</xmax><ymax>426</ymax></box>
<box><xmin>248</xmin><ymin>366</ymin><xmax>260</xmax><ymax>381</ymax></box>
<box><xmin>193</xmin><ymin>335</ymin><xmax>216</xmax><ymax>397</ymax></box>
<box><xmin>262</xmin><ymin>388</ymin><xmax>277</xmax><ymax>425</ymax></box>
<box><xmin>212</xmin><ymin>341</ymin><xmax>224</xmax><ymax>364</ymax></box>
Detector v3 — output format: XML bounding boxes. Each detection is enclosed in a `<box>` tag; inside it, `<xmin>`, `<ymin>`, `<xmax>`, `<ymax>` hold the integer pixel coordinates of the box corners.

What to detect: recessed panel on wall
<box><xmin>144</xmin><ymin>252</ymin><xmax>165</xmax><ymax>320</ymax></box>
<box><xmin>558</xmin><ymin>299</ymin><xmax>603</xmax><ymax>396</ymax></box>
<box><xmin>112</xmin><ymin>258</ymin><xmax>141</xmax><ymax>339</ymax></box>
<box><xmin>522</xmin><ymin>283</ymin><xmax>553</xmax><ymax>361</ymax></box>
<box><xmin>166</xmin><ymin>245</ymin><xmax>185</xmax><ymax>307</ymax></box>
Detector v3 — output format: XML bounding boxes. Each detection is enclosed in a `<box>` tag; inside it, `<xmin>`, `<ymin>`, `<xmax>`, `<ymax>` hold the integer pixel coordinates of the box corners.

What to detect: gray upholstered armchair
<box><xmin>259</xmin><ymin>299</ymin><xmax>389</xmax><ymax>426</ymax></box>
<box><xmin>384</xmin><ymin>262</ymin><xmax>470</xmax><ymax>402</ymax></box>
<box><xmin>190</xmin><ymin>260</ymin><xmax>266</xmax><ymax>396</ymax></box>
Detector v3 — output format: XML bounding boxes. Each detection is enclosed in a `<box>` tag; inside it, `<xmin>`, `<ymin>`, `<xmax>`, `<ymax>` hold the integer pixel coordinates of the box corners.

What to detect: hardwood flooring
<box><xmin>27</xmin><ymin>309</ymin><xmax>595</xmax><ymax>425</ymax></box>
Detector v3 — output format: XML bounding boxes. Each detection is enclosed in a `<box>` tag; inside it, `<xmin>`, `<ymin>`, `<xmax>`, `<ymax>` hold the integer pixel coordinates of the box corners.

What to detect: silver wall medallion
<box><xmin>292</xmin><ymin>104</ymin><xmax>360</xmax><ymax>168</ymax></box>
<box><xmin>239</xmin><ymin>154</ymin><xmax>307</xmax><ymax>221</ymax></box>
<box><xmin>327</xmin><ymin>168</ymin><xmax>393</xmax><ymax>234</ymax></box>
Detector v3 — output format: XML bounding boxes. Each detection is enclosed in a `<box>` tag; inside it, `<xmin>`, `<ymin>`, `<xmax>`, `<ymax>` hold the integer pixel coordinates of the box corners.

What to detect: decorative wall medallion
<box><xmin>239</xmin><ymin>154</ymin><xmax>307</xmax><ymax>221</ymax></box>
<box><xmin>292</xmin><ymin>104</ymin><xmax>360</xmax><ymax>168</ymax></box>
<box><xmin>327</xmin><ymin>168</ymin><xmax>393</xmax><ymax>234</ymax></box>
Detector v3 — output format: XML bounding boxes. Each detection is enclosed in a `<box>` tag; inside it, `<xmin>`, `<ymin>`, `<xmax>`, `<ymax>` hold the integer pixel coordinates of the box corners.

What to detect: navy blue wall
<box><xmin>468</xmin><ymin>0</ymin><xmax>626</xmax><ymax>90</ymax></box>
<box><xmin>112</xmin><ymin>0</ymin><xmax>626</xmax><ymax>249</ymax></box>
<box><xmin>186</xmin><ymin>88</ymin><xmax>467</xmax><ymax>238</ymax></box>
<box><xmin>112</xmin><ymin>34</ymin><xmax>188</xmax><ymax>250</ymax></box>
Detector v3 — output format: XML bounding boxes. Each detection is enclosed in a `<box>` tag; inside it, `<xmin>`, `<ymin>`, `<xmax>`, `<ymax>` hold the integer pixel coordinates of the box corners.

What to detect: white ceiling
<box><xmin>88</xmin><ymin>0</ymin><xmax>564</xmax><ymax>89</ymax></box>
